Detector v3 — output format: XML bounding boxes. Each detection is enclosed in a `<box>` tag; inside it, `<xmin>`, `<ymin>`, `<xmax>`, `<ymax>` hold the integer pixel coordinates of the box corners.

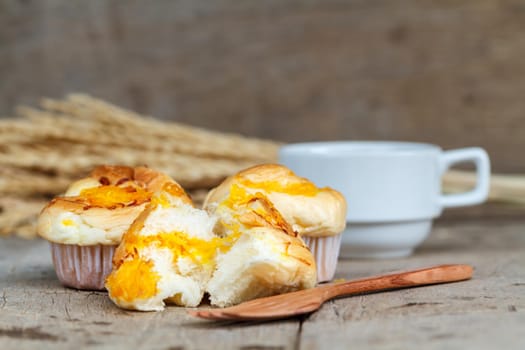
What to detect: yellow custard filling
<box><xmin>223</xmin><ymin>184</ymin><xmax>252</xmax><ymax>207</ymax></box>
<box><xmin>61</xmin><ymin>219</ymin><xmax>74</xmax><ymax>226</ymax></box>
<box><xmin>79</xmin><ymin>185</ymin><xmax>152</xmax><ymax>207</ymax></box>
<box><xmin>237</xmin><ymin>177</ymin><xmax>320</xmax><ymax>196</ymax></box>
<box><xmin>108</xmin><ymin>230</ymin><xmax>242</xmax><ymax>303</ymax></box>
<box><xmin>220</xmin><ymin>185</ymin><xmax>295</xmax><ymax>236</ymax></box>
<box><xmin>122</xmin><ymin>230</ymin><xmax>242</xmax><ymax>267</ymax></box>
<box><xmin>106</xmin><ymin>258</ymin><xmax>159</xmax><ymax>302</ymax></box>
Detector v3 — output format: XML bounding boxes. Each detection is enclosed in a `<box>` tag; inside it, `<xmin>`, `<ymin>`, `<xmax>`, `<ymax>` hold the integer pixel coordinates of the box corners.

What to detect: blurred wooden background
<box><xmin>1</xmin><ymin>0</ymin><xmax>525</xmax><ymax>173</ymax></box>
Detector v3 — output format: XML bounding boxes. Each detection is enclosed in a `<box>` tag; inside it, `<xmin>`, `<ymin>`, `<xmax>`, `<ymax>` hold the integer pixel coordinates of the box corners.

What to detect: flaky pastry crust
<box><xmin>204</xmin><ymin>164</ymin><xmax>346</xmax><ymax>237</ymax></box>
<box><xmin>37</xmin><ymin>165</ymin><xmax>186</xmax><ymax>245</ymax></box>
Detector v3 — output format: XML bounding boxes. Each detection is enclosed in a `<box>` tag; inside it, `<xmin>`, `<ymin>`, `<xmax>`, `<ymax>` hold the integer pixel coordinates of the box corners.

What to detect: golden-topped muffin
<box><xmin>37</xmin><ymin>165</ymin><xmax>178</xmax><ymax>290</ymax></box>
<box><xmin>204</xmin><ymin>164</ymin><xmax>346</xmax><ymax>282</ymax></box>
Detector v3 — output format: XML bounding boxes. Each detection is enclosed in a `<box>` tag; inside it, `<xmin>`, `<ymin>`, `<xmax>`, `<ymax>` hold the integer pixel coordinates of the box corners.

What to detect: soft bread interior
<box><xmin>205</xmin><ymin>186</ymin><xmax>317</xmax><ymax>307</ymax></box>
<box><xmin>106</xmin><ymin>190</ymin><xmax>218</xmax><ymax>311</ymax></box>
<box><xmin>207</xmin><ymin>227</ymin><xmax>316</xmax><ymax>307</ymax></box>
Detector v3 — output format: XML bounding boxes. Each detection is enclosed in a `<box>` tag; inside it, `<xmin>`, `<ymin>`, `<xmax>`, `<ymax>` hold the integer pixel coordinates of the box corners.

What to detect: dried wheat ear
<box><xmin>0</xmin><ymin>94</ymin><xmax>281</xmax><ymax>238</ymax></box>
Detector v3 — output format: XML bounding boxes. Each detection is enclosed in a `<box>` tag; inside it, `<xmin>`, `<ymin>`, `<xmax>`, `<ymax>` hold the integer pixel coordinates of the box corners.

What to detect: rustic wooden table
<box><xmin>1</xmin><ymin>220</ymin><xmax>524</xmax><ymax>350</ymax></box>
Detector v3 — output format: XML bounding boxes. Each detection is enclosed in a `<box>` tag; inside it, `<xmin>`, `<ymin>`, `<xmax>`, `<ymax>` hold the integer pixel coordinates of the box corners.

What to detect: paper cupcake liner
<box><xmin>302</xmin><ymin>233</ymin><xmax>342</xmax><ymax>283</ymax></box>
<box><xmin>50</xmin><ymin>243</ymin><xmax>116</xmax><ymax>290</ymax></box>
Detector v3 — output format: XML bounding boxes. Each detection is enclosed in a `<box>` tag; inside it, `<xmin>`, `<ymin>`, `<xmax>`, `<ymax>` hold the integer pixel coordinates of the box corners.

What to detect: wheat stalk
<box><xmin>0</xmin><ymin>94</ymin><xmax>281</xmax><ymax>238</ymax></box>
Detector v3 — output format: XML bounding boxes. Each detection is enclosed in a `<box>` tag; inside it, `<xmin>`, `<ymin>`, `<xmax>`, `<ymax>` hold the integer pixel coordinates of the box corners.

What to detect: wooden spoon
<box><xmin>188</xmin><ymin>264</ymin><xmax>473</xmax><ymax>321</ymax></box>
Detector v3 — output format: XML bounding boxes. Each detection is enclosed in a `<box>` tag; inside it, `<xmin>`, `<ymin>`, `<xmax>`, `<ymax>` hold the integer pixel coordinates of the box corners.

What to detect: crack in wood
<box><xmin>331</xmin><ymin>302</ymin><xmax>340</xmax><ymax>318</ymax></box>
<box><xmin>389</xmin><ymin>302</ymin><xmax>444</xmax><ymax>309</ymax></box>
<box><xmin>451</xmin><ymin>296</ymin><xmax>476</xmax><ymax>301</ymax></box>
<box><xmin>429</xmin><ymin>333</ymin><xmax>455</xmax><ymax>340</ymax></box>
<box><xmin>0</xmin><ymin>327</ymin><xmax>63</xmax><ymax>342</ymax></box>
<box><xmin>85</xmin><ymin>291</ymin><xmax>106</xmax><ymax>298</ymax></box>
<box><xmin>294</xmin><ymin>321</ymin><xmax>303</xmax><ymax>350</ymax></box>
<box><xmin>1</xmin><ymin>291</ymin><xmax>6</xmax><ymax>308</ymax></box>
<box><xmin>294</xmin><ymin>314</ymin><xmax>310</xmax><ymax>350</ymax></box>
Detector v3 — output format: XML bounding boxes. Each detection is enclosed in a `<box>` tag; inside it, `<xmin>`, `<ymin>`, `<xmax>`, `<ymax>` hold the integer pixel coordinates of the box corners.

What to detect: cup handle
<box><xmin>439</xmin><ymin>148</ymin><xmax>491</xmax><ymax>208</ymax></box>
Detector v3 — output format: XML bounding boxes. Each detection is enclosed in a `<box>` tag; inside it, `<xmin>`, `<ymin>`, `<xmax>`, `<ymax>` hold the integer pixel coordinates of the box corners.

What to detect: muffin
<box><xmin>105</xmin><ymin>180</ymin><xmax>316</xmax><ymax>311</ymax></box>
<box><xmin>37</xmin><ymin>165</ymin><xmax>176</xmax><ymax>290</ymax></box>
<box><xmin>106</xmin><ymin>183</ymin><xmax>218</xmax><ymax>311</ymax></box>
<box><xmin>206</xmin><ymin>187</ymin><xmax>317</xmax><ymax>307</ymax></box>
<box><xmin>204</xmin><ymin>164</ymin><xmax>346</xmax><ymax>282</ymax></box>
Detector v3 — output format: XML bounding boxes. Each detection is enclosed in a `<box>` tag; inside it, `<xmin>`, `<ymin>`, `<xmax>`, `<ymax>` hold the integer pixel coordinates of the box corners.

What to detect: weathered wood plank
<box><xmin>2</xmin><ymin>0</ymin><xmax>525</xmax><ymax>172</ymax></box>
<box><xmin>0</xmin><ymin>239</ymin><xmax>300</xmax><ymax>350</ymax></box>
<box><xmin>1</xmin><ymin>221</ymin><xmax>524</xmax><ymax>349</ymax></box>
<box><xmin>302</xmin><ymin>221</ymin><xmax>525</xmax><ymax>349</ymax></box>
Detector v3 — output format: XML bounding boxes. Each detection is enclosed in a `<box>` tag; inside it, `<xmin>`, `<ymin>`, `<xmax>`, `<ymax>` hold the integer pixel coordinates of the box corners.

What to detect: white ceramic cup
<box><xmin>278</xmin><ymin>141</ymin><xmax>491</xmax><ymax>259</ymax></box>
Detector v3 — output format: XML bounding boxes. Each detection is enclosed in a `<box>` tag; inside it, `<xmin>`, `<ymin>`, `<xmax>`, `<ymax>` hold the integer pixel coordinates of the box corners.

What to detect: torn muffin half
<box><xmin>206</xmin><ymin>185</ymin><xmax>317</xmax><ymax>307</ymax></box>
<box><xmin>105</xmin><ymin>183</ymin><xmax>218</xmax><ymax>311</ymax></box>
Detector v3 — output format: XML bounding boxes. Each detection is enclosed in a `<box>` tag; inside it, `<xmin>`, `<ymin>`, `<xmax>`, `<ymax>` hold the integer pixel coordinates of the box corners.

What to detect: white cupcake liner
<box><xmin>302</xmin><ymin>233</ymin><xmax>342</xmax><ymax>283</ymax></box>
<box><xmin>50</xmin><ymin>243</ymin><xmax>116</xmax><ymax>290</ymax></box>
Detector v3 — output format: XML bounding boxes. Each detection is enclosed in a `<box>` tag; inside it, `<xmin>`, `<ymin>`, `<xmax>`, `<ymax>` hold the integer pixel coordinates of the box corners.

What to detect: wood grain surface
<box><xmin>1</xmin><ymin>220</ymin><xmax>524</xmax><ymax>349</ymax></box>
<box><xmin>1</xmin><ymin>0</ymin><xmax>525</xmax><ymax>172</ymax></box>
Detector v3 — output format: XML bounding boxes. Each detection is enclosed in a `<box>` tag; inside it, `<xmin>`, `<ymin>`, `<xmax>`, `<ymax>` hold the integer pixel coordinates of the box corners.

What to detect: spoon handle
<box><xmin>321</xmin><ymin>264</ymin><xmax>473</xmax><ymax>301</ymax></box>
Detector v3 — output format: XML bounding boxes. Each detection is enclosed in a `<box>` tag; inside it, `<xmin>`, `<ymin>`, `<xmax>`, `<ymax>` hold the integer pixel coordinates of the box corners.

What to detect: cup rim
<box><xmin>279</xmin><ymin>141</ymin><xmax>442</xmax><ymax>157</ymax></box>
